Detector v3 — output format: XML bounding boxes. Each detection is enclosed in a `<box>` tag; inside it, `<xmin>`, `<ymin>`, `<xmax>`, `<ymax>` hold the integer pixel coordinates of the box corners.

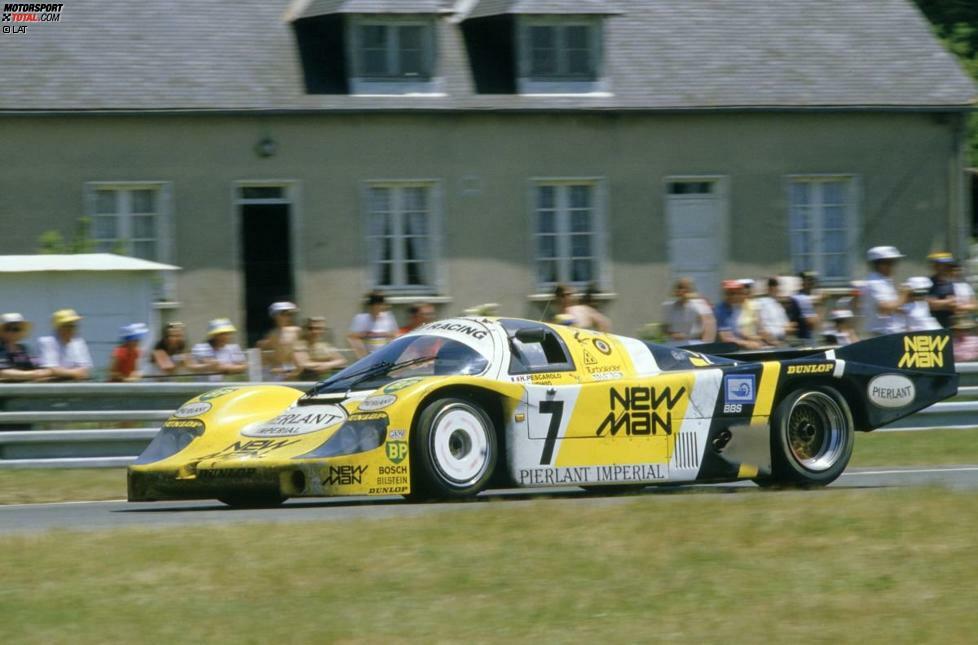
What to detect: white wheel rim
<box><xmin>430</xmin><ymin>404</ymin><xmax>490</xmax><ymax>486</ymax></box>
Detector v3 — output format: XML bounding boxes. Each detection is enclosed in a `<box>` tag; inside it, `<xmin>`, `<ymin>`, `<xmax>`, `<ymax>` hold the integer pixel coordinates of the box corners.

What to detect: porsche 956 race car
<box><xmin>128</xmin><ymin>317</ymin><xmax>957</xmax><ymax>507</ymax></box>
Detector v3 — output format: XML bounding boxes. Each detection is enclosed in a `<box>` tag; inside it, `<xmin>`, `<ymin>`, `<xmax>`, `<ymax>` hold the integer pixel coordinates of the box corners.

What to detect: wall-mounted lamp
<box><xmin>255</xmin><ymin>136</ymin><xmax>278</xmax><ymax>158</ymax></box>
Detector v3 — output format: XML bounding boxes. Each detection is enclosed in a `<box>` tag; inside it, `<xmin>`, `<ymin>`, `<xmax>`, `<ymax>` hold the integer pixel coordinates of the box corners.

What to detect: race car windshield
<box><xmin>309</xmin><ymin>335</ymin><xmax>489</xmax><ymax>394</ymax></box>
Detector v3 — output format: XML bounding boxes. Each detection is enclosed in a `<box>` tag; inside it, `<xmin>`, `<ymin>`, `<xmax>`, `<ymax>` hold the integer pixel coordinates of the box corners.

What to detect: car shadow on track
<box><xmin>114</xmin><ymin>482</ymin><xmax>887</xmax><ymax>513</ymax></box>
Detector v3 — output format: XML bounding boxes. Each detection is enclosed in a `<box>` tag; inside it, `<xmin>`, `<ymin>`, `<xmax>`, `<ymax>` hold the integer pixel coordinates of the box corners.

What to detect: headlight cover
<box><xmin>134</xmin><ymin>420</ymin><xmax>204</xmax><ymax>465</ymax></box>
<box><xmin>296</xmin><ymin>413</ymin><xmax>388</xmax><ymax>459</ymax></box>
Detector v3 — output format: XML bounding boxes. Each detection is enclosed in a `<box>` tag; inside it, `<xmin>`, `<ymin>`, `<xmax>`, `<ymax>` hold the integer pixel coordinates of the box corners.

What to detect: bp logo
<box><xmin>198</xmin><ymin>387</ymin><xmax>238</xmax><ymax>401</ymax></box>
<box><xmin>384</xmin><ymin>378</ymin><xmax>424</xmax><ymax>394</ymax></box>
<box><xmin>386</xmin><ymin>441</ymin><xmax>408</xmax><ymax>464</ymax></box>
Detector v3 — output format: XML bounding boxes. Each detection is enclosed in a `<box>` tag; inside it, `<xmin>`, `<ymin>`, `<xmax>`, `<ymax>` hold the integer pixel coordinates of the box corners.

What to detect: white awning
<box><xmin>0</xmin><ymin>254</ymin><xmax>180</xmax><ymax>273</ymax></box>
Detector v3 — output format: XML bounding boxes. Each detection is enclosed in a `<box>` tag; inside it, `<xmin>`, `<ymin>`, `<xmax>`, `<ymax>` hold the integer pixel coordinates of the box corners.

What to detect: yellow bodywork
<box><xmin>128</xmin><ymin>376</ymin><xmax>522</xmax><ymax>501</ymax></box>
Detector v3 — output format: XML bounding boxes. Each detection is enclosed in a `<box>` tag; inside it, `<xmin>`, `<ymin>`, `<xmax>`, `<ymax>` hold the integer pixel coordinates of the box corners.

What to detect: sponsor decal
<box><xmin>519</xmin><ymin>464</ymin><xmax>665</xmax><ymax>486</ymax></box>
<box><xmin>583</xmin><ymin>349</ymin><xmax>598</xmax><ymax>366</ymax></box>
<box><xmin>596</xmin><ymin>386</ymin><xmax>686</xmax><ymax>436</ymax></box>
<box><xmin>384</xmin><ymin>378</ymin><xmax>424</xmax><ymax>394</ymax></box>
<box><xmin>587</xmin><ymin>364</ymin><xmax>621</xmax><ymax>375</ymax></box>
<box><xmin>323</xmin><ymin>465</ymin><xmax>368</xmax><ymax>486</ymax></box>
<box><xmin>385</xmin><ymin>441</ymin><xmax>408</xmax><ymax>464</ymax></box>
<box><xmin>241</xmin><ymin>405</ymin><xmax>346</xmax><ymax>437</ymax></box>
<box><xmin>358</xmin><ymin>394</ymin><xmax>397</xmax><ymax>412</ymax></box>
<box><xmin>724</xmin><ymin>375</ymin><xmax>756</xmax><ymax>404</ymax></box>
<box><xmin>531</xmin><ymin>372</ymin><xmax>564</xmax><ymax>382</ymax></box>
<box><xmin>197</xmin><ymin>468</ymin><xmax>258</xmax><ymax>480</ymax></box>
<box><xmin>172</xmin><ymin>401</ymin><xmax>212</xmax><ymax>418</ymax></box>
<box><xmin>349</xmin><ymin>411</ymin><xmax>388</xmax><ymax>422</ymax></box>
<box><xmin>199</xmin><ymin>438</ymin><xmax>302</xmax><ymax>461</ymax></box>
<box><xmin>377</xmin><ymin>464</ymin><xmax>409</xmax><ymax>487</ymax></box>
<box><xmin>369</xmin><ymin>485</ymin><xmax>409</xmax><ymax>494</ymax></box>
<box><xmin>420</xmin><ymin>321</ymin><xmax>488</xmax><ymax>340</ymax></box>
<box><xmin>388</xmin><ymin>429</ymin><xmax>406</xmax><ymax>440</ymax></box>
<box><xmin>592</xmin><ymin>338</ymin><xmax>613</xmax><ymax>355</ymax></box>
<box><xmin>198</xmin><ymin>387</ymin><xmax>239</xmax><ymax>401</ymax></box>
<box><xmin>868</xmin><ymin>374</ymin><xmax>916</xmax><ymax>408</ymax></box>
<box><xmin>786</xmin><ymin>363</ymin><xmax>833</xmax><ymax>375</ymax></box>
<box><xmin>592</xmin><ymin>371</ymin><xmax>622</xmax><ymax>381</ymax></box>
<box><xmin>162</xmin><ymin>419</ymin><xmax>205</xmax><ymax>430</ymax></box>
<box><xmin>899</xmin><ymin>335</ymin><xmax>949</xmax><ymax>369</ymax></box>
<box><xmin>722</xmin><ymin>404</ymin><xmax>743</xmax><ymax>414</ymax></box>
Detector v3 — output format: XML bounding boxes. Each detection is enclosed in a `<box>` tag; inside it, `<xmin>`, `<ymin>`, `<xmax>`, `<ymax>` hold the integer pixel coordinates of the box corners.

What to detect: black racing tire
<box><xmin>410</xmin><ymin>397</ymin><xmax>497</xmax><ymax>500</ymax></box>
<box><xmin>217</xmin><ymin>492</ymin><xmax>287</xmax><ymax>508</ymax></box>
<box><xmin>768</xmin><ymin>386</ymin><xmax>854</xmax><ymax>487</ymax></box>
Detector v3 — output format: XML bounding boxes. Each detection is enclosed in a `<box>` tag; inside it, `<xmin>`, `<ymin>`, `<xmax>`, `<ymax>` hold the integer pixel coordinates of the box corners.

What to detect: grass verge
<box><xmin>2</xmin><ymin>488</ymin><xmax>978</xmax><ymax>643</ymax></box>
<box><xmin>0</xmin><ymin>428</ymin><xmax>976</xmax><ymax>505</ymax></box>
<box><xmin>852</xmin><ymin>428</ymin><xmax>978</xmax><ymax>467</ymax></box>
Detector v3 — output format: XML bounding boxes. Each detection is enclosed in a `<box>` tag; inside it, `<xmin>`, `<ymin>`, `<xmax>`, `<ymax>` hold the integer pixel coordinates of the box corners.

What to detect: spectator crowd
<box><xmin>661</xmin><ymin>245</ymin><xmax>978</xmax><ymax>362</ymax></box>
<box><xmin>2</xmin><ymin>244</ymin><xmax>977</xmax><ymax>383</ymax></box>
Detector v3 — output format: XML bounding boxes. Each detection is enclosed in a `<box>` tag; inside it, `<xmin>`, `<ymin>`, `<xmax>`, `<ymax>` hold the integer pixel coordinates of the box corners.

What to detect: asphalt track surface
<box><xmin>2</xmin><ymin>465</ymin><xmax>978</xmax><ymax>535</ymax></box>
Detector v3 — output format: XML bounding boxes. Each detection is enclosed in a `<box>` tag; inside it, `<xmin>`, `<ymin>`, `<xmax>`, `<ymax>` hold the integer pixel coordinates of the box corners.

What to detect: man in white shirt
<box><xmin>37</xmin><ymin>308</ymin><xmax>92</xmax><ymax>381</ymax></box>
<box><xmin>861</xmin><ymin>246</ymin><xmax>907</xmax><ymax>336</ymax></box>
<box><xmin>661</xmin><ymin>277</ymin><xmax>716</xmax><ymax>345</ymax></box>
<box><xmin>755</xmin><ymin>276</ymin><xmax>789</xmax><ymax>345</ymax></box>
<box><xmin>348</xmin><ymin>291</ymin><xmax>399</xmax><ymax>358</ymax></box>
<box><xmin>903</xmin><ymin>277</ymin><xmax>941</xmax><ymax>331</ymax></box>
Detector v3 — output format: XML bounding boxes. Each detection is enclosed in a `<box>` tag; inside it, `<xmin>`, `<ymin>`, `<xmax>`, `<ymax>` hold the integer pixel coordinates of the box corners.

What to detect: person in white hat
<box><xmin>902</xmin><ymin>277</ymin><xmax>941</xmax><ymax>332</ymax></box>
<box><xmin>37</xmin><ymin>308</ymin><xmax>92</xmax><ymax>381</ymax></box>
<box><xmin>191</xmin><ymin>318</ymin><xmax>246</xmax><ymax>381</ymax></box>
<box><xmin>0</xmin><ymin>313</ymin><xmax>51</xmax><ymax>382</ymax></box>
<box><xmin>861</xmin><ymin>246</ymin><xmax>907</xmax><ymax>336</ymax></box>
<box><xmin>257</xmin><ymin>301</ymin><xmax>301</xmax><ymax>380</ymax></box>
<box><xmin>825</xmin><ymin>309</ymin><xmax>859</xmax><ymax>346</ymax></box>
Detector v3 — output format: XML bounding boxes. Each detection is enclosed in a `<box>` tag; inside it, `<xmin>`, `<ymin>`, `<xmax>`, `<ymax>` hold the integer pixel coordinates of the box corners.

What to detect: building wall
<box><xmin>0</xmin><ymin>111</ymin><xmax>961</xmax><ymax>342</ymax></box>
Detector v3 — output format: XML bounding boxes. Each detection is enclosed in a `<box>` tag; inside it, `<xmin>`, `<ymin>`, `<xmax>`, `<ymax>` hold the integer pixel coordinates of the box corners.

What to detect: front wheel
<box><xmin>767</xmin><ymin>387</ymin><xmax>854</xmax><ymax>487</ymax></box>
<box><xmin>411</xmin><ymin>398</ymin><xmax>497</xmax><ymax>499</ymax></box>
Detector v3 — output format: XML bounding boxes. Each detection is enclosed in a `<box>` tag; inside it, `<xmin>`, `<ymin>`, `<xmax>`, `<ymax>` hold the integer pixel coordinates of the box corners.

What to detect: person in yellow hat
<box><xmin>37</xmin><ymin>309</ymin><xmax>92</xmax><ymax>381</ymax></box>
<box><xmin>190</xmin><ymin>318</ymin><xmax>246</xmax><ymax>381</ymax></box>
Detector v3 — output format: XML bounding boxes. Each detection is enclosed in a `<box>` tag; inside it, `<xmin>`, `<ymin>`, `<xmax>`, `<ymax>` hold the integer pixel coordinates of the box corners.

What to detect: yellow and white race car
<box><xmin>128</xmin><ymin>317</ymin><xmax>957</xmax><ymax>506</ymax></box>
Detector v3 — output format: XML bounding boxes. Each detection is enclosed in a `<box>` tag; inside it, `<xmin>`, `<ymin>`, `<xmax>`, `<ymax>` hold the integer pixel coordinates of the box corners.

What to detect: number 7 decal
<box><xmin>539</xmin><ymin>400</ymin><xmax>564</xmax><ymax>465</ymax></box>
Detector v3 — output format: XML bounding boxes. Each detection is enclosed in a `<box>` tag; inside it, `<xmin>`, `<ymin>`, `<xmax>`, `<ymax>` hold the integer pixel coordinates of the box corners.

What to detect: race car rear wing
<box><xmin>833</xmin><ymin>329</ymin><xmax>954</xmax><ymax>375</ymax></box>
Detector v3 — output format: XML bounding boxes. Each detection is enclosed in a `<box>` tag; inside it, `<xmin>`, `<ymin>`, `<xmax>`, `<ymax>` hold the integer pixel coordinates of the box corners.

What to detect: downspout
<box><xmin>949</xmin><ymin>111</ymin><xmax>969</xmax><ymax>258</ymax></box>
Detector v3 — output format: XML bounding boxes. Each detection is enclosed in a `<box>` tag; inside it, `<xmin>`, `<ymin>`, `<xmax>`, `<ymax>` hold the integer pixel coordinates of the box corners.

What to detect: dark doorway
<box><xmin>240</xmin><ymin>197</ymin><xmax>294</xmax><ymax>347</ymax></box>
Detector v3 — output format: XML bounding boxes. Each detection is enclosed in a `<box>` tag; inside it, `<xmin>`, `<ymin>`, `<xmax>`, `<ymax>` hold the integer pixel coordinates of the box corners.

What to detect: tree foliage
<box><xmin>914</xmin><ymin>0</ymin><xmax>978</xmax><ymax>166</ymax></box>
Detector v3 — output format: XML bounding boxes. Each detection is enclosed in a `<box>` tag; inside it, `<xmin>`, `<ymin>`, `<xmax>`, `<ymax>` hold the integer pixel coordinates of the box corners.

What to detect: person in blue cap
<box><xmin>109</xmin><ymin>323</ymin><xmax>149</xmax><ymax>382</ymax></box>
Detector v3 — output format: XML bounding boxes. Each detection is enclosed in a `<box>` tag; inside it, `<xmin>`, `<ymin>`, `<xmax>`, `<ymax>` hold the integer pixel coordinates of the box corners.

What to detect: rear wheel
<box><xmin>764</xmin><ymin>387</ymin><xmax>854</xmax><ymax>487</ymax></box>
<box><xmin>411</xmin><ymin>398</ymin><xmax>497</xmax><ymax>499</ymax></box>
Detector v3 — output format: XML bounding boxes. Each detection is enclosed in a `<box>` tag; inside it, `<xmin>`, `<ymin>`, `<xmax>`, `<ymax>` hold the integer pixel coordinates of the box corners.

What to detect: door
<box><xmin>665</xmin><ymin>178</ymin><xmax>726</xmax><ymax>304</ymax></box>
<box><xmin>237</xmin><ymin>186</ymin><xmax>295</xmax><ymax>347</ymax></box>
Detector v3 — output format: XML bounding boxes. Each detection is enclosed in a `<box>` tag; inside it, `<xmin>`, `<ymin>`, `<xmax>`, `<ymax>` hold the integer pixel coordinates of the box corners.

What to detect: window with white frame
<box><xmin>533</xmin><ymin>181</ymin><xmax>604</xmax><ymax>288</ymax></box>
<box><xmin>788</xmin><ymin>177</ymin><xmax>856</xmax><ymax>282</ymax></box>
<box><xmin>365</xmin><ymin>183</ymin><xmax>437</xmax><ymax>291</ymax></box>
<box><xmin>518</xmin><ymin>18</ymin><xmax>603</xmax><ymax>93</ymax></box>
<box><xmin>353</xmin><ymin>20</ymin><xmax>434</xmax><ymax>81</ymax></box>
<box><xmin>88</xmin><ymin>184</ymin><xmax>167</xmax><ymax>261</ymax></box>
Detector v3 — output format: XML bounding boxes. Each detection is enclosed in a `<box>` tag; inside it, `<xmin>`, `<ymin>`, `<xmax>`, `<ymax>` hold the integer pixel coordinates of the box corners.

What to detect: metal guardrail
<box><xmin>1</xmin><ymin>366</ymin><xmax>977</xmax><ymax>469</ymax></box>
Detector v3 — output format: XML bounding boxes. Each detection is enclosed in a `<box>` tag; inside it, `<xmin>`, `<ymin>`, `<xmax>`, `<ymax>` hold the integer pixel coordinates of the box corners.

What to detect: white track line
<box><xmin>0</xmin><ymin>498</ymin><xmax>127</xmax><ymax>510</ymax></box>
<box><xmin>845</xmin><ymin>466</ymin><xmax>978</xmax><ymax>476</ymax></box>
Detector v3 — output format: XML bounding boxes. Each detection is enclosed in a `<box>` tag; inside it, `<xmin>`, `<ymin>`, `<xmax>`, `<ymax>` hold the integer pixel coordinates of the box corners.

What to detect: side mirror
<box><xmin>514</xmin><ymin>328</ymin><xmax>547</xmax><ymax>344</ymax></box>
